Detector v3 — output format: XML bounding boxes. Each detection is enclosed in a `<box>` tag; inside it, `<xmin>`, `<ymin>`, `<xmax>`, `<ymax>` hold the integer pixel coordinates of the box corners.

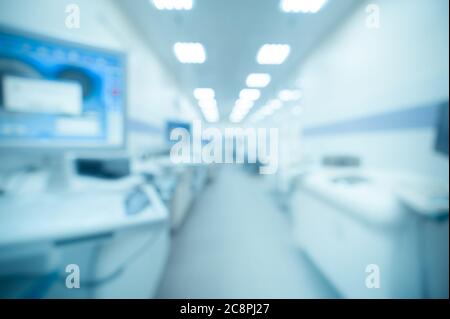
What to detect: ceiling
<box><xmin>116</xmin><ymin>0</ymin><xmax>361</xmax><ymax>122</ymax></box>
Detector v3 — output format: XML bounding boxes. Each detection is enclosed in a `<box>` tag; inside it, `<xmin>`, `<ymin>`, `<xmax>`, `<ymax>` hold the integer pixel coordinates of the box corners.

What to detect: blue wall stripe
<box><xmin>128</xmin><ymin>118</ymin><xmax>163</xmax><ymax>135</ymax></box>
<box><xmin>303</xmin><ymin>103</ymin><xmax>442</xmax><ymax>137</ymax></box>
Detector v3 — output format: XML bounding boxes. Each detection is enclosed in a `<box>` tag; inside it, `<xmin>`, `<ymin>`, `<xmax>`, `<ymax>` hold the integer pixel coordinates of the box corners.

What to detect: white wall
<box><xmin>270</xmin><ymin>0</ymin><xmax>449</xmax><ymax>180</ymax></box>
<box><xmin>274</xmin><ymin>0</ymin><xmax>449</xmax><ymax>298</ymax></box>
<box><xmin>0</xmin><ymin>0</ymin><xmax>200</xmax><ymax>156</ymax></box>
<box><xmin>300</xmin><ymin>0</ymin><xmax>449</xmax><ymax>127</ymax></box>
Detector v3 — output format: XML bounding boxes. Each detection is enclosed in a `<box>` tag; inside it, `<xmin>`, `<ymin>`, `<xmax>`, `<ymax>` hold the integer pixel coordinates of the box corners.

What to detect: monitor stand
<box><xmin>45</xmin><ymin>152</ymin><xmax>76</xmax><ymax>193</ymax></box>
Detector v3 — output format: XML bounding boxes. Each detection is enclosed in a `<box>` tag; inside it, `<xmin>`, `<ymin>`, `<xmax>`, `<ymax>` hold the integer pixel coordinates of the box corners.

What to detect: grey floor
<box><xmin>156</xmin><ymin>165</ymin><xmax>339</xmax><ymax>299</ymax></box>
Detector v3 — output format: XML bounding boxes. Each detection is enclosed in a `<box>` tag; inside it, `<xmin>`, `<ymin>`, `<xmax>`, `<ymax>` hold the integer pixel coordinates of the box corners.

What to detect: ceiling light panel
<box><xmin>280</xmin><ymin>0</ymin><xmax>327</xmax><ymax>13</ymax></box>
<box><xmin>229</xmin><ymin>98</ymin><xmax>256</xmax><ymax>123</ymax></box>
<box><xmin>256</xmin><ymin>44</ymin><xmax>290</xmax><ymax>65</ymax></box>
<box><xmin>205</xmin><ymin>113</ymin><xmax>219</xmax><ymax>123</ymax></box>
<box><xmin>202</xmin><ymin>107</ymin><xmax>219</xmax><ymax>123</ymax></box>
<box><xmin>173</xmin><ymin>42</ymin><xmax>206</xmax><ymax>64</ymax></box>
<box><xmin>249</xmin><ymin>99</ymin><xmax>284</xmax><ymax>123</ymax></box>
<box><xmin>194</xmin><ymin>88</ymin><xmax>215</xmax><ymax>100</ymax></box>
<box><xmin>239</xmin><ymin>89</ymin><xmax>261</xmax><ymax>101</ymax></box>
<box><xmin>268</xmin><ymin>99</ymin><xmax>283</xmax><ymax>110</ymax></box>
<box><xmin>230</xmin><ymin>111</ymin><xmax>246</xmax><ymax>123</ymax></box>
<box><xmin>235</xmin><ymin>99</ymin><xmax>254</xmax><ymax>110</ymax></box>
<box><xmin>246</xmin><ymin>73</ymin><xmax>271</xmax><ymax>88</ymax></box>
<box><xmin>278</xmin><ymin>89</ymin><xmax>302</xmax><ymax>101</ymax></box>
<box><xmin>197</xmin><ymin>98</ymin><xmax>219</xmax><ymax>123</ymax></box>
<box><xmin>198</xmin><ymin>99</ymin><xmax>217</xmax><ymax>110</ymax></box>
<box><xmin>152</xmin><ymin>0</ymin><xmax>193</xmax><ymax>11</ymax></box>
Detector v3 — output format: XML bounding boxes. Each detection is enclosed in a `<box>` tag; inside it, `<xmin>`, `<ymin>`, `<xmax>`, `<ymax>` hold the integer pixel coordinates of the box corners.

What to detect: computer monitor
<box><xmin>0</xmin><ymin>26</ymin><xmax>126</xmax><ymax>150</ymax></box>
<box><xmin>435</xmin><ymin>101</ymin><xmax>449</xmax><ymax>156</ymax></box>
<box><xmin>0</xmin><ymin>26</ymin><xmax>127</xmax><ymax>190</ymax></box>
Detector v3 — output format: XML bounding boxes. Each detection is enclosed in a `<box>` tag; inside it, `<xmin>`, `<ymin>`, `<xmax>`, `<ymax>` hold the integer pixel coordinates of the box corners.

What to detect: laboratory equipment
<box><xmin>0</xmin><ymin>26</ymin><xmax>126</xmax><ymax>150</ymax></box>
<box><xmin>291</xmin><ymin>169</ymin><xmax>423</xmax><ymax>298</ymax></box>
<box><xmin>76</xmin><ymin>156</ymin><xmax>131</xmax><ymax>179</ymax></box>
<box><xmin>0</xmin><ymin>26</ymin><xmax>171</xmax><ymax>299</ymax></box>
<box><xmin>291</xmin><ymin>168</ymin><xmax>449</xmax><ymax>298</ymax></box>
<box><xmin>435</xmin><ymin>101</ymin><xmax>449</xmax><ymax>156</ymax></box>
<box><xmin>0</xmin><ymin>25</ymin><xmax>126</xmax><ymax>191</ymax></box>
<box><xmin>0</xmin><ymin>177</ymin><xmax>170</xmax><ymax>298</ymax></box>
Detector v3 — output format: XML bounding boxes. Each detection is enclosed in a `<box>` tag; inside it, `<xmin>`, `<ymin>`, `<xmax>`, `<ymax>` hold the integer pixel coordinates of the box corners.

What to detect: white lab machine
<box><xmin>0</xmin><ymin>27</ymin><xmax>171</xmax><ymax>299</ymax></box>
<box><xmin>291</xmin><ymin>168</ymin><xmax>449</xmax><ymax>299</ymax></box>
<box><xmin>133</xmin><ymin>157</ymin><xmax>210</xmax><ymax>231</ymax></box>
<box><xmin>0</xmin><ymin>176</ymin><xmax>170</xmax><ymax>298</ymax></box>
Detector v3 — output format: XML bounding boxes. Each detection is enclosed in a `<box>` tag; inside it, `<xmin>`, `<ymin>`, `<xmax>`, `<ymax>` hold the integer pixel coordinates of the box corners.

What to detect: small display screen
<box><xmin>435</xmin><ymin>101</ymin><xmax>449</xmax><ymax>156</ymax></box>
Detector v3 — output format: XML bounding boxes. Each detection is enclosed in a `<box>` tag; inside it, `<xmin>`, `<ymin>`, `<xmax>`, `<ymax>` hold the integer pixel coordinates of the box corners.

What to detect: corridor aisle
<box><xmin>156</xmin><ymin>166</ymin><xmax>339</xmax><ymax>299</ymax></box>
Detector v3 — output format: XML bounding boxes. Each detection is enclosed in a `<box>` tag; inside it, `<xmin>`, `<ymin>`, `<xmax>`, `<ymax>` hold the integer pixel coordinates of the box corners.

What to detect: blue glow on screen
<box><xmin>0</xmin><ymin>28</ymin><xmax>125</xmax><ymax>145</ymax></box>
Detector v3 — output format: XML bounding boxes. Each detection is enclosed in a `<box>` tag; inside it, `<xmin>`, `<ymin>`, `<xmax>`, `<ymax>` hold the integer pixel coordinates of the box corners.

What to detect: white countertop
<box><xmin>297</xmin><ymin>168</ymin><xmax>449</xmax><ymax>227</ymax></box>
<box><xmin>0</xmin><ymin>176</ymin><xmax>168</xmax><ymax>248</ymax></box>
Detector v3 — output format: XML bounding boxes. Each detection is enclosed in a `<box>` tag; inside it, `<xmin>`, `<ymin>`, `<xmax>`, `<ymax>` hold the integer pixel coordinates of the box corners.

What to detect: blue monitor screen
<box><xmin>435</xmin><ymin>101</ymin><xmax>449</xmax><ymax>156</ymax></box>
<box><xmin>0</xmin><ymin>27</ymin><xmax>126</xmax><ymax>149</ymax></box>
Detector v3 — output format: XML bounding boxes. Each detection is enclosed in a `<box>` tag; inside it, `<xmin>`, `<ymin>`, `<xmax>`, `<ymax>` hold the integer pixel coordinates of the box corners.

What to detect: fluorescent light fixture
<box><xmin>231</xmin><ymin>108</ymin><xmax>248</xmax><ymax>118</ymax></box>
<box><xmin>230</xmin><ymin>100</ymin><xmax>253</xmax><ymax>123</ymax></box>
<box><xmin>280</xmin><ymin>0</ymin><xmax>327</xmax><ymax>13</ymax></box>
<box><xmin>198</xmin><ymin>99</ymin><xmax>217</xmax><ymax>110</ymax></box>
<box><xmin>202</xmin><ymin>106</ymin><xmax>217</xmax><ymax>115</ymax></box>
<box><xmin>249</xmin><ymin>105</ymin><xmax>273</xmax><ymax>123</ymax></box>
<box><xmin>249</xmin><ymin>99</ymin><xmax>283</xmax><ymax>122</ymax></box>
<box><xmin>173</xmin><ymin>42</ymin><xmax>206</xmax><ymax>64</ymax></box>
<box><xmin>246</xmin><ymin>73</ymin><xmax>271</xmax><ymax>88</ymax></box>
<box><xmin>278</xmin><ymin>89</ymin><xmax>302</xmax><ymax>101</ymax></box>
<box><xmin>239</xmin><ymin>89</ymin><xmax>261</xmax><ymax>101</ymax></box>
<box><xmin>205</xmin><ymin>113</ymin><xmax>219</xmax><ymax>123</ymax></box>
<box><xmin>197</xmin><ymin>97</ymin><xmax>219</xmax><ymax>123</ymax></box>
<box><xmin>268</xmin><ymin>99</ymin><xmax>283</xmax><ymax>110</ymax></box>
<box><xmin>194</xmin><ymin>88</ymin><xmax>215</xmax><ymax>100</ymax></box>
<box><xmin>235</xmin><ymin>99</ymin><xmax>254</xmax><ymax>110</ymax></box>
<box><xmin>229</xmin><ymin>90</ymin><xmax>260</xmax><ymax>123</ymax></box>
<box><xmin>230</xmin><ymin>113</ymin><xmax>244</xmax><ymax>121</ymax></box>
<box><xmin>230</xmin><ymin>112</ymin><xmax>245</xmax><ymax>123</ymax></box>
<box><xmin>152</xmin><ymin>0</ymin><xmax>193</xmax><ymax>11</ymax></box>
<box><xmin>261</xmin><ymin>107</ymin><xmax>275</xmax><ymax>116</ymax></box>
<box><xmin>202</xmin><ymin>108</ymin><xmax>219</xmax><ymax>123</ymax></box>
<box><xmin>257</xmin><ymin>44</ymin><xmax>290</xmax><ymax>65</ymax></box>
<box><xmin>203</xmin><ymin>108</ymin><xmax>218</xmax><ymax>117</ymax></box>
